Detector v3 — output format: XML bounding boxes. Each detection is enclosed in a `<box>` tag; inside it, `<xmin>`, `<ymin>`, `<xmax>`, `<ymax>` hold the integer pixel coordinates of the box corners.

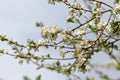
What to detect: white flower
<box><xmin>38</xmin><ymin>39</ymin><xmax>47</xmax><ymax>46</ymax></box>
<box><xmin>0</xmin><ymin>49</ymin><xmax>8</xmax><ymax>54</ymax></box>
<box><xmin>61</xmin><ymin>34</ymin><xmax>66</xmax><ymax>41</ymax></box>
<box><xmin>89</xmin><ymin>21</ymin><xmax>95</xmax><ymax>27</ymax></box>
<box><xmin>75</xmin><ymin>25</ymin><xmax>88</xmax><ymax>36</ymax></box>
<box><xmin>68</xmin><ymin>8</ymin><xmax>75</xmax><ymax>13</ymax></box>
<box><xmin>74</xmin><ymin>43</ymin><xmax>83</xmax><ymax>55</ymax></box>
<box><xmin>106</xmin><ymin>25</ymin><xmax>111</xmax><ymax>32</ymax></box>
<box><xmin>93</xmin><ymin>8</ymin><xmax>102</xmax><ymax>17</ymax></box>
<box><xmin>61</xmin><ymin>29</ymin><xmax>72</xmax><ymax>41</ymax></box>
<box><xmin>77</xmin><ymin>53</ymin><xmax>86</xmax><ymax>64</ymax></box>
<box><xmin>41</xmin><ymin>25</ymin><xmax>50</xmax><ymax>38</ymax></box>
<box><xmin>113</xmin><ymin>3</ymin><xmax>120</xmax><ymax>14</ymax></box>
<box><xmin>97</xmin><ymin>20</ymin><xmax>106</xmax><ymax>30</ymax></box>
<box><xmin>50</xmin><ymin>25</ymin><xmax>59</xmax><ymax>33</ymax></box>
<box><xmin>106</xmin><ymin>22</ymin><xmax>120</xmax><ymax>39</ymax></box>
<box><xmin>75</xmin><ymin>29</ymin><xmax>85</xmax><ymax>35</ymax></box>
<box><xmin>72</xmin><ymin>2</ymin><xmax>83</xmax><ymax>9</ymax></box>
<box><xmin>40</xmin><ymin>25</ymin><xmax>59</xmax><ymax>40</ymax></box>
<box><xmin>3</xmin><ymin>49</ymin><xmax>8</xmax><ymax>54</ymax></box>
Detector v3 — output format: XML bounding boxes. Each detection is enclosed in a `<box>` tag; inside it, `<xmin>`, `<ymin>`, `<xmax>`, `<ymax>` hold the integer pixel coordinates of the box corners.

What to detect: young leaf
<box><xmin>23</xmin><ymin>76</ymin><xmax>31</xmax><ymax>80</ymax></box>
<box><xmin>36</xmin><ymin>75</ymin><xmax>41</xmax><ymax>80</ymax></box>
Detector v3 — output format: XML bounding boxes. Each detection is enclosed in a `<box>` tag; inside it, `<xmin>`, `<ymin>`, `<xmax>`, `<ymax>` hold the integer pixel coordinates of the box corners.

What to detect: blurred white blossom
<box><xmin>106</xmin><ymin>20</ymin><xmax>120</xmax><ymax>39</ymax></box>
<box><xmin>40</xmin><ymin>25</ymin><xmax>59</xmax><ymax>40</ymax></box>
<box><xmin>113</xmin><ymin>3</ymin><xmax>120</xmax><ymax>14</ymax></box>
<box><xmin>38</xmin><ymin>39</ymin><xmax>47</xmax><ymax>46</ymax></box>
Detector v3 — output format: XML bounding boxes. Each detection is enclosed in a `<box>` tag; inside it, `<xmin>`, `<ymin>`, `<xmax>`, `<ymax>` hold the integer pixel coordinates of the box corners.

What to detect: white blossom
<box><xmin>41</xmin><ymin>25</ymin><xmax>50</xmax><ymax>38</ymax></box>
<box><xmin>75</xmin><ymin>29</ymin><xmax>85</xmax><ymax>35</ymax></box>
<box><xmin>50</xmin><ymin>25</ymin><xmax>59</xmax><ymax>34</ymax></box>
<box><xmin>116</xmin><ymin>14</ymin><xmax>120</xmax><ymax>21</ymax></box>
<box><xmin>106</xmin><ymin>21</ymin><xmax>120</xmax><ymax>39</ymax></box>
<box><xmin>71</xmin><ymin>2</ymin><xmax>83</xmax><ymax>9</ymax></box>
<box><xmin>3</xmin><ymin>49</ymin><xmax>8</xmax><ymax>54</ymax></box>
<box><xmin>74</xmin><ymin>42</ymin><xmax>86</xmax><ymax>56</ymax></box>
<box><xmin>38</xmin><ymin>39</ymin><xmax>46</xmax><ymax>46</ymax></box>
<box><xmin>0</xmin><ymin>49</ymin><xmax>8</xmax><ymax>54</ymax></box>
<box><xmin>77</xmin><ymin>53</ymin><xmax>86</xmax><ymax>64</ymax></box>
<box><xmin>97</xmin><ymin>20</ymin><xmax>106</xmax><ymax>29</ymax></box>
<box><xmin>113</xmin><ymin>3</ymin><xmax>120</xmax><ymax>14</ymax></box>
<box><xmin>40</xmin><ymin>25</ymin><xmax>59</xmax><ymax>40</ymax></box>
<box><xmin>61</xmin><ymin>29</ymin><xmax>72</xmax><ymax>41</ymax></box>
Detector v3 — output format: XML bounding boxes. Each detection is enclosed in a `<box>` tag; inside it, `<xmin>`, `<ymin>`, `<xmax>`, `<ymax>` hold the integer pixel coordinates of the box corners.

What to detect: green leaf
<box><xmin>48</xmin><ymin>66</ymin><xmax>55</xmax><ymax>70</ymax></box>
<box><xmin>91</xmin><ymin>27</ymin><xmax>97</xmax><ymax>32</ymax></box>
<box><xmin>35</xmin><ymin>75</ymin><xmax>41</xmax><ymax>80</ymax></box>
<box><xmin>68</xmin><ymin>38</ymin><xmax>75</xmax><ymax>43</ymax></box>
<box><xmin>56</xmin><ymin>60</ymin><xmax>60</xmax><ymax>66</ymax></box>
<box><xmin>116</xmin><ymin>64</ymin><xmax>120</xmax><ymax>70</ymax></box>
<box><xmin>36</xmin><ymin>22</ymin><xmax>44</xmax><ymax>27</ymax></box>
<box><xmin>46</xmin><ymin>54</ymin><xmax>50</xmax><ymax>58</ymax></box>
<box><xmin>23</xmin><ymin>76</ymin><xmax>31</xmax><ymax>80</ymax></box>
<box><xmin>113</xmin><ymin>45</ymin><xmax>118</xmax><ymax>50</ymax></box>
<box><xmin>41</xmin><ymin>55</ymin><xmax>45</xmax><ymax>62</ymax></box>
<box><xmin>66</xmin><ymin>17</ymin><xmax>74</xmax><ymax>23</ymax></box>
<box><xmin>92</xmin><ymin>13</ymin><xmax>97</xmax><ymax>18</ymax></box>
<box><xmin>75</xmin><ymin>19</ymin><xmax>80</xmax><ymax>23</ymax></box>
<box><xmin>0</xmin><ymin>35</ymin><xmax>6</xmax><ymax>41</ymax></box>
<box><xmin>64</xmin><ymin>68</ymin><xmax>71</xmax><ymax>75</ymax></box>
<box><xmin>100</xmin><ymin>75</ymin><xmax>109</xmax><ymax>79</ymax></box>
<box><xmin>115</xmin><ymin>0</ymin><xmax>120</xmax><ymax>3</ymax></box>
<box><xmin>86</xmin><ymin>77</ymin><xmax>94</xmax><ymax>80</ymax></box>
<box><xmin>111</xmin><ymin>22</ymin><xmax>119</xmax><ymax>29</ymax></box>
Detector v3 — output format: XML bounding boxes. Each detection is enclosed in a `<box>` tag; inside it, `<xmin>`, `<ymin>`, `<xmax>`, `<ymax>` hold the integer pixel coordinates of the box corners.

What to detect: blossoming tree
<box><xmin>0</xmin><ymin>0</ymin><xmax>120</xmax><ymax>80</ymax></box>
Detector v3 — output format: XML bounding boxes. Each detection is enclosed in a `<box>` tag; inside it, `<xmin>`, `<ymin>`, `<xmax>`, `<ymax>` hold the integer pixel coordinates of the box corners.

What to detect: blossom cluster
<box><xmin>0</xmin><ymin>49</ymin><xmax>8</xmax><ymax>54</ymax></box>
<box><xmin>113</xmin><ymin>2</ymin><xmax>120</xmax><ymax>14</ymax></box>
<box><xmin>113</xmin><ymin>2</ymin><xmax>120</xmax><ymax>21</ymax></box>
<box><xmin>106</xmin><ymin>20</ymin><xmax>120</xmax><ymax>39</ymax></box>
<box><xmin>67</xmin><ymin>2</ymin><xmax>83</xmax><ymax>22</ymax></box>
<box><xmin>40</xmin><ymin>24</ymin><xmax>60</xmax><ymax>40</ymax></box>
<box><xmin>48</xmin><ymin>0</ymin><xmax>68</xmax><ymax>4</ymax></box>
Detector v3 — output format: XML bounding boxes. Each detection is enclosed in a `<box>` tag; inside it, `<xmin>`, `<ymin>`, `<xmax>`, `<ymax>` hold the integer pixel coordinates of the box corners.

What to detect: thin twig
<box><xmin>71</xmin><ymin>17</ymin><xmax>95</xmax><ymax>31</ymax></box>
<box><xmin>89</xmin><ymin>0</ymin><xmax>113</xmax><ymax>9</ymax></box>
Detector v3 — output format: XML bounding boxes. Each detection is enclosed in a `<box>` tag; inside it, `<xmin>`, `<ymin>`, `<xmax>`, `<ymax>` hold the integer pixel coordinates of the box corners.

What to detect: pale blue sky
<box><xmin>0</xmin><ymin>0</ymin><xmax>119</xmax><ymax>80</ymax></box>
<box><xmin>0</xmin><ymin>0</ymin><xmax>68</xmax><ymax>80</ymax></box>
